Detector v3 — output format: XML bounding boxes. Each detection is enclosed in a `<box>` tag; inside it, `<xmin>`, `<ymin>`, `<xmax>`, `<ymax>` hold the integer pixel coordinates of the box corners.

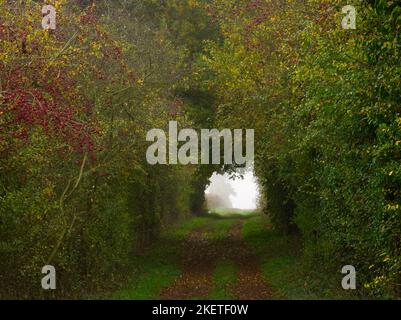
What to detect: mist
<box><xmin>205</xmin><ymin>170</ymin><xmax>259</xmax><ymax>210</ymax></box>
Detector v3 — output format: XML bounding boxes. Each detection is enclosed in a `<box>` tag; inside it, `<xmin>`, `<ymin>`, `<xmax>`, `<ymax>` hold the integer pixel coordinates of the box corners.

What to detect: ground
<box><xmin>112</xmin><ymin>211</ymin><xmax>358</xmax><ymax>300</ymax></box>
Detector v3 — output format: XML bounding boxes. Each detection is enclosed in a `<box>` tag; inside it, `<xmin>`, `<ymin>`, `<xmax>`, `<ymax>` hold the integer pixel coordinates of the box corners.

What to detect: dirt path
<box><xmin>159</xmin><ymin>224</ymin><xmax>217</xmax><ymax>299</ymax></box>
<box><xmin>228</xmin><ymin>223</ymin><xmax>272</xmax><ymax>299</ymax></box>
<box><xmin>160</xmin><ymin>219</ymin><xmax>271</xmax><ymax>300</ymax></box>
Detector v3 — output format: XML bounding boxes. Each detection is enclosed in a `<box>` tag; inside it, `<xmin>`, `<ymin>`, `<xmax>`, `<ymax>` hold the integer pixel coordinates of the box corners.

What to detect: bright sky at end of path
<box><xmin>206</xmin><ymin>171</ymin><xmax>259</xmax><ymax>210</ymax></box>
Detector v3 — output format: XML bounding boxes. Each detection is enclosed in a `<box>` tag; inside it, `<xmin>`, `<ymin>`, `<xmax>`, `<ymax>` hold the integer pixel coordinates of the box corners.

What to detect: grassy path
<box><xmin>112</xmin><ymin>211</ymin><xmax>357</xmax><ymax>300</ymax></box>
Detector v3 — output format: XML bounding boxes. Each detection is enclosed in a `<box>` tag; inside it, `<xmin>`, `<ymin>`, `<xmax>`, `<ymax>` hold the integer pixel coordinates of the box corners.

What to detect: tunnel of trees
<box><xmin>0</xmin><ymin>0</ymin><xmax>400</xmax><ymax>298</ymax></box>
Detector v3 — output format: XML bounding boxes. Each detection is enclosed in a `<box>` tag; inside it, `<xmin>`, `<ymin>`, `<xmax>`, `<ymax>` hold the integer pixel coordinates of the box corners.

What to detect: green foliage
<box><xmin>201</xmin><ymin>0</ymin><xmax>401</xmax><ymax>297</ymax></box>
<box><xmin>0</xmin><ymin>0</ymin><xmax>215</xmax><ymax>298</ymax></box>
<box><xmin>2</xmin><ymin>0</ymin><xmax>401</xmax><ymax>299</ymax></box>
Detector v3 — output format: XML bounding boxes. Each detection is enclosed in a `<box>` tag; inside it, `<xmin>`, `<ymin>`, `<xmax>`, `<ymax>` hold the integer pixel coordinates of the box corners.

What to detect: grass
<box><xmin>112</xmin><ymin>216</ymin><xmax>210</xmax><ymax>299</ymax></box>
<box><xmin>209</xmin><ymin>259</ymin><xmax>237</xmax><ymax>299</ymax></box>
<box><xmin>113</xmin><ymin>210</ymin><xmax>363</xmax><ymax>300</ymax></box>
<box><xmin>112</xmin><ymin>211</ymin><xmax>249</xmax><ymax>300</ymax></box>
<box><xmin>112</xmin><ymin>251</ymin><xmax>179</xmax><ymax>299</ymax></box>
<box><xmin>203</xmin><ymin>218</ymin><xmax>236</xmax><ymax>240</ymax></box>
<box><xmin>242</xmin><ymin>214</ymin><xmax>360</xmax><ymax>299</ymax></box>
<box><xmin>172</xmin><ymin>216</ymin><xmax>211</xmax><ymax>238</ymax></box>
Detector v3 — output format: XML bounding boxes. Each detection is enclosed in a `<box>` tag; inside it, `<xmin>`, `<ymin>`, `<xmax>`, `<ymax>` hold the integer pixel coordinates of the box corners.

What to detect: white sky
<box><xmin>205</xmin><ymin>170</ymin><xmax>259</xmax><ymax>210</ymax></box>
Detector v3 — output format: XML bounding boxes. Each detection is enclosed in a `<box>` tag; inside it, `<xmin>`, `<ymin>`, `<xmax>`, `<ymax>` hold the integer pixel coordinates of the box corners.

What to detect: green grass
<box><xmin>112</xmin><ymin>212</ymin><xmax>363</xmax><ymax>300</ymax></box>
<box><xmin>113</xmin><ymin>211</ymin><xmax>363</xmax><ymax>300</ymax></box>
<box><xmin>172</xmin><ymin>216</ymin><xmax>211</xmax><ymax>238</ymax></box>
<box><xmin>203</xmin><ymin>218</ymin><xmax>236</xmax><ymax>240</ymax></box>
<box><xmin>242</xmin><ymin>215</ymin><xmax>360</xmax><ymax>299</ymax></box>
<box><xmin>112</xmin><ymin>213</ymin><xmax>245</xmax><ymax>300</ymax></box>
<box><xmin>112</xmin><ymin>216</ymin><xmax>210</xmax><ymax>299</ymax></box>
<box><xmin>112</xmin><ymin>250</ymin><xmax>179</xmax><ymax>299</ymax></box>
<box><xmin>209</xmin><ymin>259</ymin><xmax>237</xmax><ymax>299</ymax></box>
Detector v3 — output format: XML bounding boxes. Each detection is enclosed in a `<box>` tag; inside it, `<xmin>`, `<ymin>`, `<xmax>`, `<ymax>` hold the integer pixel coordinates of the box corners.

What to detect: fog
<box><xmin>205</xmin><ymin>170</ymin><xmax>259</xmax><ymax>210</ymax></box>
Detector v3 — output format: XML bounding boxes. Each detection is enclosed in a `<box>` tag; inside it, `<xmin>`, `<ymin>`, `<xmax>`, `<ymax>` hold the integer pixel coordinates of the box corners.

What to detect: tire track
<box><xmin>159</xmin><ymin>217</ymin><xmax>272</xmax><ymax>300</ymax></box>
